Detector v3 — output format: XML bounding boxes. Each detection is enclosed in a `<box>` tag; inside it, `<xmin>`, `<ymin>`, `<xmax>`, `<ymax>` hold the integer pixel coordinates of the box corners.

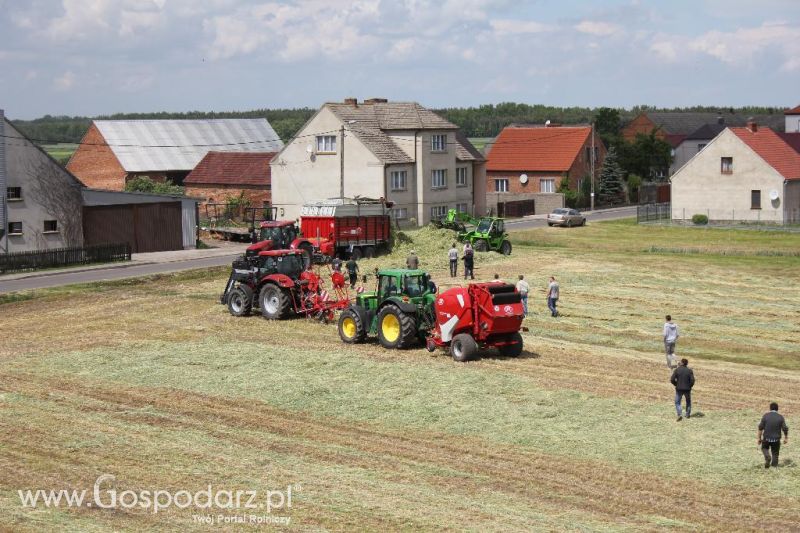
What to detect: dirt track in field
<box><xmin>2</xmin><ymin>372</ymin><xmax>799</xmax><ymax>532</ymax></box>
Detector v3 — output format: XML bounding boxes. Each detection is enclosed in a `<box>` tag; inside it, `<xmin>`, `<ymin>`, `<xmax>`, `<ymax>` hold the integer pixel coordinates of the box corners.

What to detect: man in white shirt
<box><xmin>448</xmin><ymin>243</ymin><xmax>458</xmax><ymax>277</ymax></box>
<box><xmin>516</xmin><ymin>275</ymin><xmax>529</xmax><ymax>316</ymax></box>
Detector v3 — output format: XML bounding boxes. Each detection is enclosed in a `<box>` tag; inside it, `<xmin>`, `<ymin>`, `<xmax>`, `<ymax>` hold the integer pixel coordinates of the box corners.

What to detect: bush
<box><xmin>558</xmin><ymin>179</ymin><xmax>579</xmax><ymax>208</ymax></box>
<box><xmin>692</xmin><ymin>214</ymin><xmax>709</xmax><ymax>225</ymax></box>
<box><xmin>125</xmin><ymin>176</ymin><xmax>185</xmax><ymax>196</ymax></box>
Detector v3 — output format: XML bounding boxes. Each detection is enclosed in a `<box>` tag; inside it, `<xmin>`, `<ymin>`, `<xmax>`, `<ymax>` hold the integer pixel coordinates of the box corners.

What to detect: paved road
<box><xmin>505</xmin><ymin>206</ymin><xmax>637</xmax><ymax>231</ymax></box>
<box><xmin>0</xmin><ymin>254</ymin><xmax>237</xmax><ymax>294</ymax></box>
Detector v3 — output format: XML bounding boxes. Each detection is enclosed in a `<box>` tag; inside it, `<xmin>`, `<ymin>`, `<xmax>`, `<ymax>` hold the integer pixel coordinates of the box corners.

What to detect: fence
<box><xmin>0</xmin><ymin>243</ymin><xmax>131</xmax><ymax>274</ymax></box>
<box><xmin>637</xmin><ymin>203</ymin><xmax>671</xmax><ymax>223</ymax></box>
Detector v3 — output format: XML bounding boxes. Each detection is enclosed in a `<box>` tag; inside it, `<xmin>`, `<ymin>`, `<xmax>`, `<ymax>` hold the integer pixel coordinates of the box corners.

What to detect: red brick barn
<box><xmin>184</xmin><ymin>151</ymin><xmax>277</xmax><ymax>210</ymax></box>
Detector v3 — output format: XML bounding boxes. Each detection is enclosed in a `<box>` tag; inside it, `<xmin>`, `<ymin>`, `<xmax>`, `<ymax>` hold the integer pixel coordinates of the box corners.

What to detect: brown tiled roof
<box><xmin>486</xmin><ymin>126</ymin><xmax>590</xmax><ymax>172</ymax></box>
<box><xmin>731</xmin><ymin>127</ymin><xmax>800</xmax><ymax>180</ymax></box>
<box><xmin>784</xmin><ymin>105</ymin><xmax>800</xmax><ymax>116</ymax></box>
<box><xmin>184</xmin><ymin>151</ymin><xmax>276</xmax><ymax>185</ymax></box>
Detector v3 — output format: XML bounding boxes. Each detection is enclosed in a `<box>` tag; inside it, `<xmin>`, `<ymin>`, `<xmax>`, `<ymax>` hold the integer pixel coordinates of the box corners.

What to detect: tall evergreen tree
<box><xmin>598</xmin><ymin>147</ymin><xmax>625</xmax><ymax>205</ymax></box>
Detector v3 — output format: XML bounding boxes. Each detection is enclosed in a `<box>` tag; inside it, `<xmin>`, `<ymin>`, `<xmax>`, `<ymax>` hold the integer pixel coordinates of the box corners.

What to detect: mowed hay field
<box><xmin>1</xmin><ymin>220</ymin><xmax>799</xmax><ymax>531</ymax></box>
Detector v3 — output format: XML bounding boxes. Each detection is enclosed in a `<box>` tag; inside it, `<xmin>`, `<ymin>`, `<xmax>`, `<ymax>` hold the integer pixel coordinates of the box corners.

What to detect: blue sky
<box><xmin>1</xmin><ymin>0</ymin><xmax>799</xmax><ymax>119</ymax></box>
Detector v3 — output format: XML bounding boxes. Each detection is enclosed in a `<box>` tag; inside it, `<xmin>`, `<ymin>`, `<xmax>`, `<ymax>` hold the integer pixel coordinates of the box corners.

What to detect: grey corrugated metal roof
<box><xmin>94</xmin><ymin>119</ymin><xmax>283</xmax><ymax>172</ymax></box>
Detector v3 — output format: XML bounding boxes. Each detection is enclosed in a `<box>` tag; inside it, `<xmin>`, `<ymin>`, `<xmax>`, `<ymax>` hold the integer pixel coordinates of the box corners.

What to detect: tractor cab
<box><xmin>258</xmin><ymin>221</ymin><xmax>298</xmax><ymax>249</ymax></box>
<box><xmin>255</xmin><ymin>249</ymin><xmax>305</xmax><ymax>279</ymax></box>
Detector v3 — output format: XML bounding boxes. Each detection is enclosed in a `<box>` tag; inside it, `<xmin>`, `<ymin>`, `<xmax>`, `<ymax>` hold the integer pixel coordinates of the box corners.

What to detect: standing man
<box><xmin>346</xmin><ymin>255</ymin><xmax>359</xmax><ymax>289</ymax></box>
<box><xmin>448</xmin><ymin>243</ymin><xmax>459</xmax><ymax>278</ymax></box>
<box><xmin>331</xmin><ymin>254</ymin><xmax>343</xmax><ymax>273</ymax></box>
<box><xmin>758</xmin><ymin>402</ymin><xmax>789</xmax><ymax>468</ymax></box>
<box><xmin>547</xmin><ymin>276</ymin><xmax>560</xmax><ymax>317</ymax></box>
<box><xmin>516</xmin><ymin>275</ymin><xmax>529</xmax><ymax>317</ymax></box>
<box><xmin>463</xmin><ymin>242</ymin><xmax>475</xmax><ymax>280</ymax></box>
<box><xmin>670</xmin><ymin>358</ymin><xmax>695</xmax><ymax>421</ymax></box>
<box><xmin>406</xmin><ymin>250</ymin><xmax>419</xmax><ymax>270</ymax></box>
<box><xmin>663</xmin><ymin>315</ymin><xmax>680</xmax><ymax>369</ymax></box>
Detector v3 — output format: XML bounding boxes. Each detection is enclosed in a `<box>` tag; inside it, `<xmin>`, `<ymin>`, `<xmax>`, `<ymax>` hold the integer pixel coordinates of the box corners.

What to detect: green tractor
<box><xmin>338</xmin><ymin>269</ymin><xmax>436</xmax><ymax>349</ymax></box>
<box><xmin>434</xmin><ymin>209</ymin><xmax>512</xmax><ymax>255</ymax></box>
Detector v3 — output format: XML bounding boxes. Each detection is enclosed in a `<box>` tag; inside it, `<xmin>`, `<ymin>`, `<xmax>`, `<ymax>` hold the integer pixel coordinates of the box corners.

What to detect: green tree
<box><xmin>598</xmin><ymin>147</ymin><xmax>625</xmax><ymax>205</ymax></box>
<box><xmin>124</xmin><ymin>176</ymin><xmax>185</xmax><ymax>196</ymax></box>
<box><xmin>617</xmin><ymin>132</ymin><xmax>673</xmax><ymax>182</ymax></box>
<box><xmin>557</xmin><ymin>179</ymin><xmax>579</xmax><ymax>208</ymax></box>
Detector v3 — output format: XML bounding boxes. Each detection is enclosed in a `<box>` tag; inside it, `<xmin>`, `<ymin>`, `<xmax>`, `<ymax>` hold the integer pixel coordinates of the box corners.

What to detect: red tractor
<box><xmin>221</xmin><ymin>249</ymin><xmax>349</xmax><ymax>322</ymax></box>
<box><xmin>425</xmin><ymin>282</ymin><xmax>526</xmax><ymax>361</ymax></box>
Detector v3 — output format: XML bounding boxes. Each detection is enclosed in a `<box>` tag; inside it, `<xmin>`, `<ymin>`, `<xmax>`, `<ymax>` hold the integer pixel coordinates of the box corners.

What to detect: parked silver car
<box><xmin>547</xmin><ymin>208</ymin><xmax>586</xmax><ymax>227</ymax></box>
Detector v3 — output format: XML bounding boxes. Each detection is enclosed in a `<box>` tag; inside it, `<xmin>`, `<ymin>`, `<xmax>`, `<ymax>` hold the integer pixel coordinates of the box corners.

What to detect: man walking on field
<box><xmin>547</xmin><ymin>276</ymin><xmax>559</xmax><ymax>317</ymax></box>
<box><xmin>758</xmin><ymin>402</ymin><xmax>789</xmax><ymax>468</ymax></box>
<box><xmin>670</xmin><ymin>358</ymin><xmax>694</xmax><ymax>421</ymax></box>
<box><xmin>663</xmin><ymin>315</ymin><xmax>680</xmax><ymax>369</ymax></box>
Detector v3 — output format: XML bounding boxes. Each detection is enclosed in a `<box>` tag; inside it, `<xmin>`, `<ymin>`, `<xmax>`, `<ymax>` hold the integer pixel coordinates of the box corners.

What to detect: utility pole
<box><xmin>590</xmin><ymin>122</ymin><xmax>595</xmax><ymax>211</ymax></box>
<box><xmin>0</xmin><ymin>108</ymin><xmax>7</xmax><ymax>254</ymax></box>
<box><xmin>340</xmin><ymin>124</ymin><xmax>345</xmax><ymax>199</ymax></box>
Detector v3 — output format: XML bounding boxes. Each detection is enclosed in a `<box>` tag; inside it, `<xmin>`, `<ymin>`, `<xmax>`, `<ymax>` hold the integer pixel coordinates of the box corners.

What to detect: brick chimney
<box><xmin>344</xmin><ymin>97</ymin><xmax>358</xmax><ymax>107</ymax></box>
<box><xmin>747</xmin><ymin>118</ymin><xmax>758</xmax><ymax>132</ymax></box>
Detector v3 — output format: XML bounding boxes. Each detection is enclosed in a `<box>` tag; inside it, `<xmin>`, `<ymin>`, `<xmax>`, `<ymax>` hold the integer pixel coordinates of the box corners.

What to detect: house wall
<box><xmin>622</xmin><ymin>115</ymin><xmax>666</xmax><ymax>143</ymax></box>
<box><xmin>271</xmin><ymin>107</ymin><xmax>385</xmax><ymax>221</ymax></box>
<box><xmin>786</xmin><ymin>115</ymin><xmax>800</xmax><ymax>133</ymax></box>
<box><xmin>671</xmin><ymin>129</ymin><xmax>786</xmax><ymax>222</ymax></box>
<box><xmin>413</xmin><ymin>130</ymin><xmax>474</xmax><ymax>225</ymax></box>
<box><xmin>67</xmin><ymin>123</ymin><xmax>127</xmax><ymax>190</ymax></box>
<box><xmin>785</xmin><ymin>180</ymin><xmax>800</xmax><ymax>223</ymax></box>
<box><xmin>4</xmin><ymin>121</ymin><xmax>84</xmax><ymax>252</ymax></box>
<box><xmin>672</xmin><ymin>139</ymin><xmax>711</xmax><ymax>175</ymax></box>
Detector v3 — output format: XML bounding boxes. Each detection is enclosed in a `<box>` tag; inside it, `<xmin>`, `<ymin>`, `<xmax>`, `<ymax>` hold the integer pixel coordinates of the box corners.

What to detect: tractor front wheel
<box><xmin>498</xmin><ymin>332</ymin><xmax>523</xmax><ymax>357</ymax></box>
<box><xmin>377</xmin><ymin>305</ymin><xmax>417</xmax><ymax>349</ymax></box>
<box><xmin>474</xmin><ymin>239</ymin><xmax>488</xmax><ymax>252</ymax></box>
<box><xmin>338</xmin><ymin>308</ymin><xmax>367</xmax><ymax>344</ymax></box>
<box><xmin>227</xmin><ymin>285</ymin><xmax>253</xmax><ymax>317</ymax></box>
<box><xmin>500</xmin><ymin>240</ymin><xmax>512</xmax><ymax>255</ymax></box>
<box><xmin>259</xmin><ymin>284</ymin><xmax>291</xmax><ymax>320</ymax></box>
<box><xmin>450</xmin><ymin>333</ymin><xmax>477</xmax><ymax>362</ymax></box>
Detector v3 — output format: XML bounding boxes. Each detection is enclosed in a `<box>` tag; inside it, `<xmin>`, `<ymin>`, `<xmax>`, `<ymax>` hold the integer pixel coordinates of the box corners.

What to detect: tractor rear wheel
<box><xmin>227</xmin><ymin>285</ymin><xmax>253</xmax><ymax>317</ymax></box>
<box><xmin>474</xmin><ymin>239</ymin><xmax>488</xmax><ymax>252</ymax></box>
<box><xmin>338</xmin><ymin>308</ymin><xmax>367</xmax><ymax>343</ymax></box>
<box><xmin>498</xmin><ymin>332</ymin><xmax>523</xmax><ymax>357</ymax></box>
<box><xmin>500</xmin><ymin>240</ymin><xmax>512</xmax><ymax>255</ymax></box>
<box><xmin>377</xmin><ymin>305</ymin><xmax>417</xmax><ymax>349</ymax></box>
<box><xmin>450</xmin><ymin>333</ymin><xmax>477</xmax><ymax>362</ymax></box>
<box><xmin>259</xmin><ymin>284</ymin><xmax>291</xmax><ymax>320</ymax></box>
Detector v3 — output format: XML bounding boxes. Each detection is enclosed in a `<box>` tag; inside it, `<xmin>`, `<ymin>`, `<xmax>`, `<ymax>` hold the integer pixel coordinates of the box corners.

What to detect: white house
<box><xmin>785</xmin><ymin>104</ymin><xmax>800</xmax><ymax>133</ymax></box>
<box><xmin>671</xmin><ymin>122</ymin><xmax>800</xmax><ymax>224</ymax></box>
<box><xmin>270</xmin><ymin>98</ymin><xmax>486</xmax><ymax>226</ymax></box>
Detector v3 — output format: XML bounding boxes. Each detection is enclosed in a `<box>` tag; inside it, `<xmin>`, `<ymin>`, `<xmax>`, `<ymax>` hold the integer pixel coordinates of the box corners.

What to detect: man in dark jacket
<box><xmin>670</xmin><ymin>358</ymin><xmax>694</xmax><ymax>421</ymax></box>
<box><xmin>758</xmin><ymin>402</ymin><xmax>789</xmax><ymax>468</ymax></box>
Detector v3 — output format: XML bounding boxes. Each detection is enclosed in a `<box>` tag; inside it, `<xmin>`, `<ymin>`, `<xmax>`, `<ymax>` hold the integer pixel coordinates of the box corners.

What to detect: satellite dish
<box><xmin>519</xmin><ymin>174</ymin><xmax>529</xmax><ymax>184</ymax></box>
<box><xmin>769</xmin><ymin>190</ymin><xmax>779</xmax><ymax>201</ymax></box>
<box><xmin>545</xmin><ymin>120</ymin><xmax>551</xmax><ymax>126</ymax></box>
<box><xmin>306</xmin><ymin>144</ymin><xmax>314</xmax><ymax>154</ymax></box>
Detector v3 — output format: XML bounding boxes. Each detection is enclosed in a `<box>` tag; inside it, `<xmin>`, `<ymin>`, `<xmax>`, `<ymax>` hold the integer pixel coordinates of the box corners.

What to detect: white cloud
<box><xmin>574</xmin><ymin>21</ymin><xmax>621</xmax><ymax>37</ymax></box>
<box><xmin>490</xmin><ymin>19</ymin><xmax>550</xmax><ymax>35</ymax></box>
<box><xmin>650</xmin><ymin>40</ymin><xmax>678</xmax><ymax>62</ymax></box>
<box><xmin>689</xmin><ymin>22</ymin><xmax>799</xmax><ymax>69</ymax></box>
<box><xmin>54</xmin><ymin>71</ymin><xmax>76</xmax><ymax>91</ymax></box>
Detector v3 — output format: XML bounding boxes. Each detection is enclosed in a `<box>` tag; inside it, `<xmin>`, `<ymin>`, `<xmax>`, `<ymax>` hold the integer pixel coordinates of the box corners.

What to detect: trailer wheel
<box><xmin>498</xmin><ymin>332</ymin><xmax>523</xmax><ymax>357</ymax></box>
<box><xmin>474</xmin><ymin>239</ymin><xmax>488</xmax><ymax>252</ymax></box>
<box><xmin>338</xmin><ymin>308</ymin><xmax>367</xmax><ymax>343</ymax></box>
<box><xmin>450</xmin><ymin>333</ymin><xmax>477</xmax><ymax>362</ymax></box>
<box><xmin>377</xmin><ymin>305</ymin><xmax>417</xmax><ymax>349</ymax></box>
<box><xmin>350</xmin><ymin>247</ymin><xmax>363</xmax><ymax>260</ymax></box>
<box><xmin>500</xmin><ymin>240</ymin><xmax>512</xmax><ymax>255</ymax></box>
<box><xmin>260</xmin><ymin>284</ymin><xmax>290</xmax><ymax>320</ymax></box>
<box><xmin>227</xmin><ymin>285</ymin><xmax>253</xmax><ymax>317</ymax></box>
<box><xmin>364</xmin><ymin>246</ymin><xmax>376</xmax><ymax>259</ymax></box>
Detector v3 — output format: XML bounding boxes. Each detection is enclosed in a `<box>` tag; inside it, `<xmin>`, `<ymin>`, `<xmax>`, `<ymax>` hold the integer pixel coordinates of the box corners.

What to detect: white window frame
<box><xmin>455</xmin><ymin>203</ymin><xmax>468</xmax><ymax>214</ymax></box>
<box><xmin>721</xmin><ymin>157</ymin><xmax>733</xmax><ymax>174</ymax></box>
<box><xmin>540</xmin><ymin>178</ymin><xmax>556</xmax><ymax>193</ymax></box>
<box><xmin>7</xmin><ymin>187</ymin><xmax>22</xmax><ymax>201</ymax></box>
<box><xmin>431</xmin><ymin>134</ymin><xmax>447</xmax><ymax>152</ymax></box>
<box><xmin>393</xmin><ymin>207</ymin><xmax>409</xmax><ymax>220</ymax></box>
<box><xmin>390</xmin><ymin>170</ymin><xmax>407</xmax><ymax>191</ymax></box>
<box><xmin>495</xmin><ymin>178</ymin><xmax>509</xmax><ymax>193</ymax></box>
<box><xmin>430</xmin><ymin>205</ymin><xmax>448</xmax><ymax>219</ymax></box>
<box><xmin>432</xmin><ymin>169</ymin><xmax>447</xmax><ymax>189</ymax></box>
<box><xmin>43</xmin><ymin>220</ymin><xmax>59</xmax><ymax>233</ymax></box>
<box><xmin>8</xmin><ymin>222</ymin><xmax>23</xmax><ymax>236</ymax></box>
<box><xmin>316</xmin><ymin>135</ymin><xmax>337</xmax><ymax>153</ymax></box>
<box><xmin>455</xmin><ymin>167</ymin><xmax>467</xmax><ymax>187</ymax></box>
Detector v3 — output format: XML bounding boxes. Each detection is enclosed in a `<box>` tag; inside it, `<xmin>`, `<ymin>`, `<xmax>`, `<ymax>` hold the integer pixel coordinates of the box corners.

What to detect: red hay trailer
<box><xmin>296</xmin><ymin>199</ymin><xmax>391</xmax><ymax>260</ymax></box>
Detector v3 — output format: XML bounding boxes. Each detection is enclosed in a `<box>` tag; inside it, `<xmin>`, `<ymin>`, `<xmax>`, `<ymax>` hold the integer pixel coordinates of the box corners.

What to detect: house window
<box><xmin>43</xmin><ymin>220</ymin><xmax>58</xmax><ymax>233</ymax></box>
<box><xmin>540</xmin><ymin>178</ymin><xmax>556</xmax><ymax>193</ymax></box>
<box><xmin>393</xmin><ymin>207</ymin><xmax>408</xmax><ymax>220</ymax></box>
<box><xmin>697</xmin><ymin>143</ymin><xmax>707</xmax><ymax>152</ymax></box>
<box><xmin>431</xmin><ymin>134</ymin><xmax>447</xmax><ymax>152</ymax></box>
<box><xmin>316</xmin><ymin>135</ymin><xmax>337</xmax><ymax>153</ymax></box>
<box><xmin>455</xmin><ymin>167</ymin><xmax>467</xmax><ymax>187</ymax></box>
<box><xmin>751</xmin><ymin>190</ymin><xmax>761</xmax><ymax>209</ymax></box>
<box><xmin>455</xmin><ymin>202</ymin><xmax>468</xmax><ymax>213</ymax></box>
<box><xmin>7</xmin><ymin>187</ymin><xmax>22</xmax><ymax>201</ymax></box>
<box><xmin>432</xmin><ymin>169</ymin><xmax>447</xmax><ymax>189</ymax></box>
<box><xmin>430</xmin><ymin>205</ymin><xmax>448</xmax><ymax>219</ymax></box>
<box><xmin>495</xmin><ymin>178</ymin><xmax>509</xmax><ymax>192</ymax></box>
<box><xmin>390</xmin><ymin>171</ymin><xmax>407</xmax><ymax>191</ymax></box>
<box><xmin>721</xmin><ymin>157</ymin><xmax>733</xmax><ymax>174</ymax></box>
<box><xmin>8</xmin><ymin>222</ymin><xmax>22</xmax><ymax>236</ymax></box>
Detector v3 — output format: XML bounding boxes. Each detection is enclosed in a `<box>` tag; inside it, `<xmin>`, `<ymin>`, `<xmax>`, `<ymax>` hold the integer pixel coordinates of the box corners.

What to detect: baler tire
<box><xmin>450</xmin><ymin>333</ymin><xmax>477</xmax><ymax>362</ymax></box>
<box><xmin>377</xmin><ymin>305</ymin><xmax>417</xmax><ymax>349</ymax></box>
<box><xmin>498</xmin><ymin>332</ymin><xmax>524</xmax><ymax>357</ymax></box>
<box><xmin>338</xmin><ymin>308</ymin><xmax>367</xmax><ymax>344</ymax></box>
<box><xmin>260</xmin><ymin>284</ymin><xmax>291</xmax><ymax>320</ymax></box>
<box><xmin>227</xmin><ymin>285</ymin><xmax>253</xmax><ymax>317</ymax></box>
